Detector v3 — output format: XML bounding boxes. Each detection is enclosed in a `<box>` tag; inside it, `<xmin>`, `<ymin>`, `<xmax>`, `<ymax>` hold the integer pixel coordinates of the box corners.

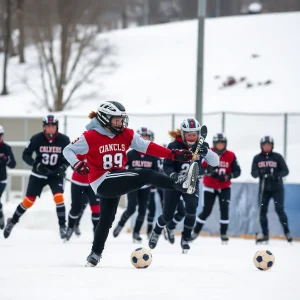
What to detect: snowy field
<box><xmin>1</xmin><ymin>185</ymin><xmax>300</xmax><ymax>300</ymax></box>
<box><xmin>0</xmin><ymin>228</ymin><xmax>299</xmax><ymax>300</ymax></box>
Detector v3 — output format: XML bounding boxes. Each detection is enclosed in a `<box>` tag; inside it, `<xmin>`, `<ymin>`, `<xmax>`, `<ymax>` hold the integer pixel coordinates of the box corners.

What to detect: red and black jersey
<box><xmin>202</xmin><ymin>148</ymin><xmax>240</xmax><ymax>189</ymax></box>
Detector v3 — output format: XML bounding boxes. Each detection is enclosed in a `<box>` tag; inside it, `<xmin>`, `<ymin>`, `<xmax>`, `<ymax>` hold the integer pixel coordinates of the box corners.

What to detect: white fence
<box><xmin>6</xmin><ymin>169</ymin><xmax>31</xmax><ymax>203</ymax></box>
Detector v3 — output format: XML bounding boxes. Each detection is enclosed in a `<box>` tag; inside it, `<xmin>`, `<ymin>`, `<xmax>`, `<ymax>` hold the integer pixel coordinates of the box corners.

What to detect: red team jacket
<box><xmin>202</xmin><ymin>148</ymin><xmax>237</xmax><ymax>190</ymax></box>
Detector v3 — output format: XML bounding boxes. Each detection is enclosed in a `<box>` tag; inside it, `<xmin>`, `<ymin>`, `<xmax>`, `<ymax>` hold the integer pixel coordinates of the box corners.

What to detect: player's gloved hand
<box><xmin>54</xmin><ymin>165</ymin><xmax>67</xmax><ymax>179</ymax></box>
<box><xmin>33</xmin><ymin>161</ymin><xmax>52</xmax><ymax>175</ymax></box>
<box><xmin>0</xmin><ymin>154</ymin><xmax>8</xmax><ymax>165</ymax></box>
<box><xmin>259</xmin><ymin>168</ymin><xmax>268</xmax><ymax>177</ymax></box>
<box><xmin>73</xmin><ymin>161</ymin><xmax>90</xmax><ymax>175</ymax></box>
<box><xmin>198</xmin><ymin>145</ymin><xmax>208</xmax><ymax>157</ymax></box>
<box><xmin>170</xmin><ymin>172</ymin><xmax>179</xmax><ymax>181</ymax></box>
<box><xmin>210</xmin><ymin>169</ymin><xmax>219</xmax><ymax>178</ymax></box>
<box><xmin>219</xmin><ymin>173</ymin><xmax>232</xmax><ymax>182</ymax></box>
<box><xmin>170</xmin><ymin>149</ymin><xmax>193</xmax><ymax>162</ymax></box>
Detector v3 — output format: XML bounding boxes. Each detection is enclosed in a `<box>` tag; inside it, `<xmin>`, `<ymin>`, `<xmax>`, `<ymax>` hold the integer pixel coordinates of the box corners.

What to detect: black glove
<box><xmin>0</xmin><ymin>154</ymin><xmax>8</xmax><ymax>165</ymax></box>
<box><xmin>219</xmin><ymin>173</ymin><xmax>232</xmax><ymax>182</ymax></box>
<box><xmin>198</xmin><ymin>145</ymin><xmax>208</xmax><ymax>157</ymax></box>
<box><xmin>73</xmin><ymin>161</ymin><xmax>90</xmax><ymax>175</ymax></box>
<box><xmin>53</xmin><ymin>165</ymin><xmax>67</xmax><ymax>179</ymax></box>
<box><xmin>33</xmin><ymin>161</ymin><xmax>52</xmax><ymax>175</ymax></box>
<box><xmin>258</xmin><ymin>168</ymin><xmax>268</xmax><ymax>177</ymax></box>
<box><xmin>170</xmin><ymin>149</ymin><xmax>193</xmax><ymax>162</ymax></box>
<box><xmin>210</xmin><ymin>168</ymin><xmax>219</xmax><ymax>178</ymax></box>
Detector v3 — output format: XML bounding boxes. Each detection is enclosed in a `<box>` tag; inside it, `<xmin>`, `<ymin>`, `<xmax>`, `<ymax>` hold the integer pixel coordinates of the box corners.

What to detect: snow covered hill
<box><xmin>1</xmin><ymin>12</ymin><xmax>300</xmax><ymax>181</ymax></box>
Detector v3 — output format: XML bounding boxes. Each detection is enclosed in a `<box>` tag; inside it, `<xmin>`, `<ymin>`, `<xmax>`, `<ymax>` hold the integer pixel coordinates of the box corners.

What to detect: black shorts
<box><xmin>26</xmin><ymin>174</ymin><xmax>64</xmax><ymax>197</ymax></box>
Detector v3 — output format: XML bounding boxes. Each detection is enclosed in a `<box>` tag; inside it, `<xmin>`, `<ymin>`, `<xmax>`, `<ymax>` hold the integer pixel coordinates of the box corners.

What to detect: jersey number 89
<box><xmin>103</xmin><ymin>153</ymin><xmax>123</xmax><ymax>170</ymax></box>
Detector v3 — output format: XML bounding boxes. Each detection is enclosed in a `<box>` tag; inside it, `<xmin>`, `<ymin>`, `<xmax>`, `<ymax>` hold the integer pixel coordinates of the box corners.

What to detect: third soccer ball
<box><xmin>253</xmin><ymin>250</ymin><xmax>275</xmax><ymax>271</ymax></box>
<box><xmin>131</xmin><ymin>247</ymin><xmax>152</xmax><ymax>269</ymax></box>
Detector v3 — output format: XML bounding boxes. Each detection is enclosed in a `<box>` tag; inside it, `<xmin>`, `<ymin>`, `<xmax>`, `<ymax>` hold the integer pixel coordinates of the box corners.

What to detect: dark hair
<box><xmin>88</xmin><ymin>111</ymin><xmax>97</xmax><ymax>119</ymax></box>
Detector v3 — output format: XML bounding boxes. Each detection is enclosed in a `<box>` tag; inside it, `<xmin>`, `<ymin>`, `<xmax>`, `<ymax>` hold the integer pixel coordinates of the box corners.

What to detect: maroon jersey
<box><xmin>202</xmin><ymin>149</ymin><xmax>238</xmax><ymax>189</ymax></box>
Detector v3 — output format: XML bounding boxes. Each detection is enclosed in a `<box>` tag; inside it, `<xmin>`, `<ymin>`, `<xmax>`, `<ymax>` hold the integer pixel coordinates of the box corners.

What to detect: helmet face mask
<box><xmin>43</xmin><ymin>115</ymin><xmax>58</xmax><ymax>138</ymax></box>
<box><xmin>180</xmin><ymin>118</ymin><xmax>201</xmax><ymax>147</ymax></box>
<box><xmin>213</xmin><ymin>133</ymin><xmax>227</xmax><ymax>155</ymax></box>
<box><xmin>97</xmin><ymin>101</ymin><xmax>129</xmax><ymax>134</ymax></box>
<box><xmin>260</xmin><ymin>136</ymin><xmax>274</xmax><ymax>152</ymax></box>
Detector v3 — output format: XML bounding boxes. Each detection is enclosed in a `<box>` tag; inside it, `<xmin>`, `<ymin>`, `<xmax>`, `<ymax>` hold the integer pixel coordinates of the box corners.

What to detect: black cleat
<box><xmin>181</xmin><ymin>236</ymin><xmax>190</xmax><ymax>254</ymax></box>
<box><xmin>86</xmin><ymin>251</ymin><xmax>101</xmax><ymax>267</ymax></box>
<box><xmin>133</xmin><ymin>232</ymin><xmax>142</xmax><ymax>243</ymax></box>
<box><xmin>256</xmin><ymin>235</ymin><xmax>269</xmax><ymax>244</ymax></box>
<box><xmin>3</xmin><ymin>218</ymin><xmax>16</xmax><ymax>239</ymax></box>
<box><xmin>59</xmin><ymin>226</ymin><xmax>67</xmax><ymax>239</ymax></box>
<box><xmin>221</xmin><ymin>234</ymin><xmax>229</xmax><ymax>244</ymax></box>
<box><xmin>0</xmin><ymin>212</ymin><xmax>5</xmax><ymax>230</ymax></box>
<box><xmin>285</xmin><ymin>232</ymin><xmax>293</xmax><ymax>243</ymax></box>
<box><xmin>165</xmin><ymin>227</ymin><xmax>175</xmax><ymax>244</ymax></box>
<box><xmin>113</xmin><ymin>224</ymin><xmax>123</xmax><ymax>238</ymax></box>
<box><xmin>74</xmin><ymin>225</ymin><xmax>81</xmax><ymax>236</ymax></box>
<box><xmin>148</xmin><ymin>231</ymin><xmax>160</xmax><ymax>249</ymax></box>
<box><xmin>64</xmin><ymin>227</ymin><xmax>74</xmax><ymax>242</ymax></box>
<box><xmin>189</xmin><ymin>231</ymin><xmax>199</xmax><ymax>242</ymax></box>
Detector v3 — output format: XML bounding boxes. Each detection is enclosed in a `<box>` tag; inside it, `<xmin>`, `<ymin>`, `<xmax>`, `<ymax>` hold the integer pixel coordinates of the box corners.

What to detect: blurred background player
<box><xmin>146</xmin><ymin>146</ymin><xmax>165</xmax><ymax>238</ymax></box>
<box><xmin>0</xmin><ymin>125</ymin><xmax>16</xmax><ymax>229</ymax></box>
<box><xmin>113</xmin><ymin>127</ymin><xmax>160</xmax><ymax>243</ymax></box>
<box><xmin>3</xmin><ymin>115</ymin><xmax>70</xmax><ymax>239</ymax></box>
<box><xmin>65</xmin><ymin>154</ymin><xmax>100</xmax><ymax>241</ymax></box>
<box><xmin>149</xmin><ymin>118</ymin><xmax>219</xmax><ymax>253</ymax></box>
<box><xmin>190</xmin><ymin>133</ymin><xmax>241</xmax><ymax>243</ymax></box>
<box><xmin>251</xmin><ymin>136</ymin><xmax>292</xmax><ymax>243</ymax></box>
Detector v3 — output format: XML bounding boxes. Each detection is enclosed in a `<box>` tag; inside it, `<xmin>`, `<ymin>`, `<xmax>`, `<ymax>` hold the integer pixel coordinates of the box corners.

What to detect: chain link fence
<box><xmin>1</xmin><ymin>111</ymin><xmax>300</xmax><ymax>185</ymax></box>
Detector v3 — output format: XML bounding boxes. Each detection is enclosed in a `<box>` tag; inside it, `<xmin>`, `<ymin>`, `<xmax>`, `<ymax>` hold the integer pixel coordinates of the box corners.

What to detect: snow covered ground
<box><xmin>1</xmin><ymin>186</ymin><xmax>300</xmax><ymax>300</ymax></box>
<box><xmin>0</xmin><ymin>225</ymin><xmax>299</xmax><ymax>300</ymax></box>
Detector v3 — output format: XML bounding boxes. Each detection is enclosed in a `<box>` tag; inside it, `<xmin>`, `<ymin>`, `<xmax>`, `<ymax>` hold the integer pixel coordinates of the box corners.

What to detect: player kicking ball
<box><xmin>63</xmin><ymin>101</ymin><xmax>199</xmax><ymax>267</ymax></box>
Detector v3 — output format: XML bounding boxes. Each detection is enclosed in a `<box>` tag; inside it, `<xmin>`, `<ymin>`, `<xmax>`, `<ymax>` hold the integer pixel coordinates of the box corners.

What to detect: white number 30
<box><xmin>103</xmin><ymin>153</ymin><xmax>123</xmax><ymax>170</ymax></box>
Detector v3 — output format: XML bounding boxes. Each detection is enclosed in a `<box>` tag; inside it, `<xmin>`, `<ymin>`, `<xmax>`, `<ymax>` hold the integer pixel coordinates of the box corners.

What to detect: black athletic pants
<box><xmin>260</xmin><ymin>189</ymin><xmax>290</xmax><ymax>236</ymax></box>
<box><xmin>68</xmin><ymin>183</ymin><xmax>100</xmax><ymax>230</ymax></box>
<box><xmin>93</xmin><ymin>169</ymin><xmax>176</xmax><ymax>254</ymax></box>
<box><xmin>195</xmin><ymin>187</ymin><xmax>231</xmax><ymax>235</ymax></box>
<box><xmin>153</xmin><ymin>188</ymin><xmax>197</xmax><ymax>239</ymax></box>
<box><xmin>0</xmin><ymin>183</ymin><xmax>6</xmax><ymax>215</ymax></box>
<box><xmin>147</xmin><ymin>188</ymin><xmax>164</xmax><ymax>233</ymax></box>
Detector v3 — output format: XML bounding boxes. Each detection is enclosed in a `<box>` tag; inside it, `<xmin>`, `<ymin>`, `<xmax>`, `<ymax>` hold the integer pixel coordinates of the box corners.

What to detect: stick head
<box><xmin>200</xmin><ymin>125</ymin><xmax>207</xmax><ymax>140</ymax></box>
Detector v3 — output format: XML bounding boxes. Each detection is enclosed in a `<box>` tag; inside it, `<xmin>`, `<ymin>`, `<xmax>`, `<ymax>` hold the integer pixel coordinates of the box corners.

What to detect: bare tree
<box><xmin>26</xmin><ymin>0</ymin><xmax>115</xmax><ymax>111</ymax></box>
<box><xmin>16</xmin><ymin>0</ymin><xmax>25</xmax><ymax>63</ymax></box>
<box><xmin>1</xmin><ymin>0</ymin><xmax>12</xmax><ymax>95</ymax></box>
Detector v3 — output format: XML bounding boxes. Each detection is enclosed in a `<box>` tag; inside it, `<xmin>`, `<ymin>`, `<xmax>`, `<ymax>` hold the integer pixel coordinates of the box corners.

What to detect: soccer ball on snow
<box><xmin>131</xmin><ymin>247</ymin><xmax>152</xmax><ymax>269</ymax></box>
<box><xmin>253</xmin><ymin>250</ymin><xmax>275</xmax><ymax>271</ymax></box>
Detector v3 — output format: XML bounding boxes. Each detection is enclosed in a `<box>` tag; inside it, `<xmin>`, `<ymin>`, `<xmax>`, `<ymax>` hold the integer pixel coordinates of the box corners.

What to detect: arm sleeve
<box><xmin>203</xmin><ymin>149</ymin><xmax>219</xmax><ymax>167</ymax></box>
<box><xmin>251</xmin><ymin>156</ymin><xmax>259</xmax><ymax>178</ymax></box>
<box><xmin>231</xmin><ymin>155</ymin><xmax>241</xmax><ymax>178</ymax></box>
<box><xmin>130</xmin><ymin>132</ymin><xmax>172</xmax><ymax>159</ymax></box>
<box><xmin>22</xmin><ymin>138</ymin><xmax>36</xmax><ymax>166</ymax></box>
<box><xmin>163</xmin><ymin>144</ymin><xmax>176</xmax><ymax>176</ymax></box>
<box><xmin>63</xmin><ymin>135</ymin><xmax>89</xmax><ymax>167</ymax></box>
<box><xmin>6</xmin><ymin>146</ymin><xmax>16</xmax><ymax>169</ymax></box>
<box><xmin>278</xmin><ymin>154</ymin><xmax>289</xmax><ymax>178</ymax></box>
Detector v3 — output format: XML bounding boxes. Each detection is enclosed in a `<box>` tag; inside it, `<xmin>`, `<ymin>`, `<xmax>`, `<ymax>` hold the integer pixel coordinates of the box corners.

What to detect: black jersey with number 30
<box><xmin>23</xmin><ymin>132</ymin><xmax>70</xmax><ymax>174</ymax></box>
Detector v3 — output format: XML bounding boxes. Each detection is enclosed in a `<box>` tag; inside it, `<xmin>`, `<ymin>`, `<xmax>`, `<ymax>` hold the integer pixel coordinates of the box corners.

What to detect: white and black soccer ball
<box><xmin>253</xmin><ymin>250</ymin><xmax>275</xmax><ymax>271</ymax></box>
<box><xmin>131</xmin><ymin>247</ymin><xmax>152</xmax><ymax>269</ymax></box>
